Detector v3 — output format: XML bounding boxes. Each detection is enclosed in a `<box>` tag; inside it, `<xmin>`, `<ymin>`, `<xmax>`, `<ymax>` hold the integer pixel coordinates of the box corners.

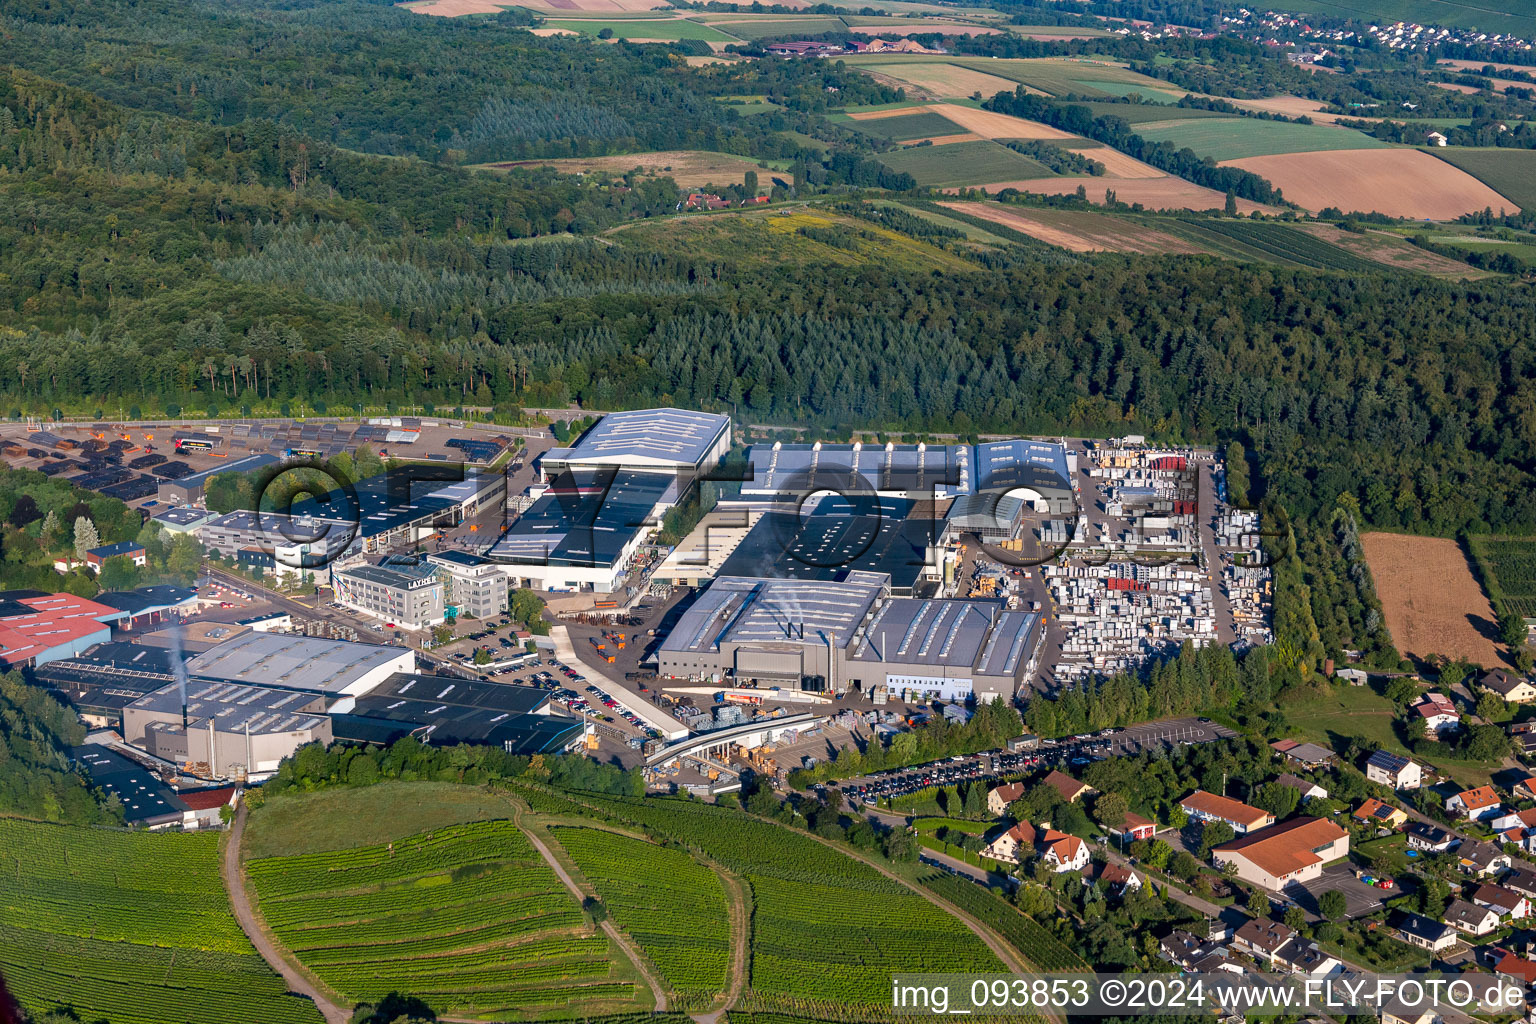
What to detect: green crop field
<box><xmin>529</xmin><ymin>790</ymin><xmax>1003</xmax><ymax>1015</ymax></box>
<box><xmin>244</xmin><ymin>781</ymin><xmax>518</xmax><ymax>858</ymax></box>
<box><xmin>552</xmin><ymin>827</ymin><xmax>731</xmax><ymax>1006</ymax></box>
<box><xmin>0</xmin><ymin>819</ymin><xmax>323</xmax><ymax>1024</ymax></box>
<box><xmin>543</xmin><ymin>18</ymin><xmax>742</xmax><ymax>41</ymax></box>
<box><xmin>1160</xmin><ymin>220</ymin><xmax>1384</xmax><ymax>272</ymax></box>
<box><xmin>877</xmin><ymin>139</ymin><xmax>1054</xmax><ymax>186</ymax></box>
<box><xmin>1073</xmin><ymin>80</ymin><xmax>1183</xmax><ymax>102</ymax></box>
<box><xmin>246</xmin><ymin>820</ymin><xmax>647</xmax><ymax>1019</ymax></box>
<box><xmin>917</xmin><ymin>872</ymin><xmax>1090</xmax><ymax>972</ymax></box>
<box><xmin>1469</xmin><ymin>535</ymin><xmax>1536</xmax><ymax>619</ymax></box>
<box><xmin>703</xmin><ymin>16</ymin><xmax>848</xmax><ymax>38</ymax></box>
<box><xmin>843</xmin><ymin>111</ymin><xmax>967</xmax><ymax>141</ymax></box>
<box><xmin>1075</xmin><ymin>102</ymin><xmax>1231</xmax><ymax>124</ymax></box>
<box><xmin>1431</xmin><ymin>148</ymin><xmax>1536</xmax><ymax>210</ymax></box>
<box><xmin>945</xmin><ymin>57</ymin><xmax>1174</xmax><ymax>97</ymax></box>
<box><xmin>1131</xmin><ymin>118</ymin><xmax>1389</xmax><ymax>160</ymax></box>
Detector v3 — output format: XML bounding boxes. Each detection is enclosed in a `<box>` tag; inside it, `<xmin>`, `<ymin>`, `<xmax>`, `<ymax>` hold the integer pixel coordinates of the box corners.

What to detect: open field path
<box><xmin>511</xmin><ymin>801</ymin><xmax>671</xmax><ymax>1013</ymax></box>
<box><xmin>223</xmin><ymin>804</ymin><xmax>349</xmax><ymax>1024</ymax></box>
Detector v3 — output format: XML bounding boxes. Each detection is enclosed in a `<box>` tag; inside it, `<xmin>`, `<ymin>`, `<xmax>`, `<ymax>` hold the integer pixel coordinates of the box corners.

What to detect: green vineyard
<box><xmin>1163</xmin><ymin>220</ymin><xmax>1384</xmax><ymax>272</ymax></box>
<box><xmin>551</xmin><ymin>826</ymin><xmax>731</xmax><ymax>1006</ymax></box>
<box><xmin>246</xmin><ymin>819</ymin><xmax>648</xmax><ymax>1019</ymax></box>
<box><xmin>0</xmin><ymin>819</ymin><xmax>323</xmax><ymax>1024</ymax></box>
<box><xmin>917</xmin><ymin>872</ymin><xmax>1089</xmax><ymax>972</ymax></box>
<box><xmin>1470</xmin><ymin>535</ymin><xmax>1536</xmax><ymax>620</ymax></box>
<box><xmin>530</xmin><ymin>790</ymin><xmax>1004</xmax><ymax>1016</ymax></box>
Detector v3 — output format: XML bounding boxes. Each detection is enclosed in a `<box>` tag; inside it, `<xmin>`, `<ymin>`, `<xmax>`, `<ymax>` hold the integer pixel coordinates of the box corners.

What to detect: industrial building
<box><xmin>150</xmin><ymin>505</ymin><xmax>218</xmax><ymax>535</ymax></box>
<box><xmin>197</xmin><ymin>509</ymin><xmax>359</xmax><ymax>574</ymax></box>
<box><xmin>183</xmin><ymin>633</ymin><xmax>415</xmax><ymax>696</ymax></box>
<box><xmin>487</xmin><ymin>468</ymin><xmax>675</xmax><ymax>594</ymax></box>
<box><xmin>123</xmin><ymin>679</ymin><xmax>333</xmax><ymax>781</ymax></box>
<box><xmin>714</xmin><ymin>495</ymin><xmax>944</xmax><ymax>596</ymax></box>
<box><xmin>33</xmin><ymin>642</ymin><xmax>192</xmax><ymax>729</ymax></box>
<box><xmin>71</xmin><ymin>744</ymin><xmax>231</xmax><ymax>829</ymax></box>
<box><xmin>540</xmin><ymin>408</ymin><xmax>731</xmax><ymax>488</ymax></box>
<box><xmin>0</xmin><ymin>591</ymin><xmax>122</xmax><ymax>667</ymax></box>
<box><xmin>332</xmin><ymin>559</ymin><xmax>446</xmax><ymax>630</ymax></box>
<box><xmin>330</xmin><ymin>672</ymin><xmax>583</xmax><ymax>753</ymax></box>
<box><xmin>157</xmin><ymin>453</ymin><xmax>281</xmax><ymax>505</ymax></box>
<box><xmin>657</xmin><ymin>573</ymin><xmax>1042</xmax><ymax>700</ymax></box>
<box><xmin>426</xmin><ymin>551</ymin><xmax>508</xmax><ymax>619</ymax></box>
<box><xmin>93</xmin><ymin>585</ymin><xmax>198</xmax><ymax>630</ymax></box>
<box><xmin>971</xmin><ymin>439</ymin><xmax>1075</xmax><ymax>515</ymax></box>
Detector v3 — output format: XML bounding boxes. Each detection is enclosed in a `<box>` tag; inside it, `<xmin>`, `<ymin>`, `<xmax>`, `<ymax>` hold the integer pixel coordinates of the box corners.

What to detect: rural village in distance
<box><xmin>7</xmin><ymin>0</ymin><xmax>1536</xmax><ymax>1020</ymax></box>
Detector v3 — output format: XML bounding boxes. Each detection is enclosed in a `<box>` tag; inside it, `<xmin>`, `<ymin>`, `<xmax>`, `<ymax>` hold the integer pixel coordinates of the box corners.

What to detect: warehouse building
<box><xmin>197</xmin><ymin>509</ymin><xmax>359</xmax><ymax>571</ymax></box>
<box><xmin>330</xmin><ymin>673</ymin><xmax>582</xmax><ymax>753</ymax></box>
<box><xmin>972</xmin><ymin>439</ymin><xmax>1075</xmax><ymax>515</ymax></box>
<box><xmin>657</xmin><ymin>573</ymin><xmax>1041</xmax><ymax>699</ymax></box>
<box><xmin>94</xmin><ymin>585</ymin><xmax>198</xmax><ymax>630</ymax></box>
<box><xmin>714</xmin><ymin>495</ymin><xmax>943</xmax><ymax>596</ymax></box>
<box><xmin>540</xmin><ymin>408</ymin><xmax>731</xmax><ymax>491</ymax></box>
<box><xmin>0</xmin><ymin>591</ymin><xmax>122</xmax><ymax>667</ymax></box>
<box><xmin>157</xmin><ymin>453</ymin><xmax>281</xmax><ymax>505</ymax></box>
<box><xmin>487</xmin><ymin>468</ymin><xmax>675</xmax><ymax>594</ymax></box>
<box><xmin>33</xmin><ymin>642</ymin><xmax>191</xmax><ymax>729</ymax></box>
<box><xmin>123</xmin><ymin>679</ymin><xmax>333</xmax><ymax>781</ymax></box>
<box><xmin>150</xmin><ymin>505</ymin><xmax>218</xmax><ymax>535</ymax></box>
<box><xmin>332</xmin><ymin>559</ymin><xmax>446</xmax><ymax>630</ymax></box>
<box><xmin>740</xmin><ymin>441</ymin><xmax>970</xmax><ymax>501</ymax></box>
<box><xmin>426</xmin><ymin>551</ymin><xmax>508</xmax><ymax>620</ymax></box>
<box><xmin>1213</xmin><ymin>816</ymin><xmax>1350</xmax><ymax>890</ymax></box>
<box><xmin>184</xmin><ymin>633</ymin><xmax>415</xmax><ymax>696</ymax></box>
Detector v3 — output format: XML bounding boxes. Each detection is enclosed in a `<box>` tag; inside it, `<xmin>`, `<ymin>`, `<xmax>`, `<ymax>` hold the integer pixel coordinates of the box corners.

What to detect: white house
<box><xmin>1364</xmin><ymin>750</ymin><xmax>1421</xmax><ymax>790</ymax></box>
<box><xmin>1446</xmin><ymin>785</ymin><xmax>1502</xmax><ymax>821</ymax></box>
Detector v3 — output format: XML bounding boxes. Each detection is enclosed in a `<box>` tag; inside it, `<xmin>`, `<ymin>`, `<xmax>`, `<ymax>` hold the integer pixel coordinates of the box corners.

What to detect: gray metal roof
<box><xmin>849</xmin><ymin>598</ymin><xmax>1038</xmax><ymax>676</ymax></box>
<box><xmin>151</xmin><ymin>505</ymin><xmax>217</xmax><ymax>527</ymax></box>
<box><xmin>743</xmin><ymin>442</ymin><xmax>969</xmax><ymax>496</ymax></box>
<box><xmin>546</xmin><ymin>408</ymin><xmax>730</xmax><ymax>468</ymax></box>
<box><xmin>661</xmin><ymin>575</ymin><xmax>888</xmax><ymax>654</ymax></box>
<box><xmin>973</xmin><ymin>439</ymin><xmax>1071</xmax><ymax>495</ymax></box>
<box><xmin>335</xmin><ymin>561</ymin><xmax>440</xmax><ymax>590</ymax></box>
<box><xmin>184</xmin><ymin>634</ymin><xmax>408</xmax><ymax>693</ymax></box>
<box><xmin>171</xmin><ymin>453</ymin><xmax>282</xmax><ymax>492</ymax></box>
<box><xmin>132</xmin><ymin>679</ymin><xmax>328</xmax><ymax>735</ymax></box>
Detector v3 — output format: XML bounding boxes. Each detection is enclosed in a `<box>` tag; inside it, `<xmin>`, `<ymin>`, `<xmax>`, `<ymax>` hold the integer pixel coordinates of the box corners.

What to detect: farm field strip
<box><xmin>878</xmin><ymin>139</ymin><xmax>1055</xmax><ymax>187</ymax></box>
<box><xmin>1221</xmin><ymin>148</ymin><xmax>1520</xmax><ymax>219</ymax></box>
<box><xmin>0</xmin><ymin>819</ymin><xmax>323</xmax><ymax>1024</ymax></box>
<box><xmin>933</xmin><ymin>204</ymin><xmax>1203</xmax><ymax>254</ymax></box>
<box><xmin>1430</xmin><ymin>147</ymin><xmax>1536</xmax><ymax>211</ymax></box>
<box><xmin>1131</xmin><ymin>117</ymin><xmax>1388</xmax><ymax>161</ymax></box>
<box><xmin>1469</xmin><ymin>535</ymin><xmax>1536</xmax><ymax>619</ymax></box>
<box><xmin>528</xmin><ymin>789</ymin><xmax>1005</xmax><ymax>1012</ymax></box>
<box><xmin>1162</xmin><ymin>220</ymin><xmax>1384</xmax><ymax>271</ymax></box>
<box><xmin>963</xmin><ymin>175</ymin><xmax>1275</xmax><ymax>213</ymax></box>
<box><xmin>1361</xmin><ymin>532</ymin><xmax>1504</xmax><ymax>665</ymax></box>
<box><xmin>551</xmin><ymin>826</ymin><xmax>731</xmax><ymax>1003</ymax></box>
<box><xmin>247</xmin><ymin>819</ymin><xmax>644</xmax><ymax>1016</ymax></box>
<box><xmin>917</xmin><ymin>873</ymin><xmax>1089</xmax><ymax>971</ymax></box>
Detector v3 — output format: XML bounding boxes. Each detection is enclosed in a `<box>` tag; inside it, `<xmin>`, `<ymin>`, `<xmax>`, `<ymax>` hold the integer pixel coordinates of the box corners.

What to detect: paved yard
<box><xmin>1284</xmin><ymin>862</ymin><xmax>1393</xmax><ymax>921</ymax></box>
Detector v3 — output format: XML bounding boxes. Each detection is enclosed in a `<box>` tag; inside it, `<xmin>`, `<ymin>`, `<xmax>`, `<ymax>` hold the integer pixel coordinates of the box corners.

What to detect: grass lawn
<box><xmin>542</xmin><ymin>17</ymin><xmax>742</xmax><ymax>41</ymax></box>
<box><xmin>877</xmin><ymin>138</ymin><xmax>1054</xmax><ymax>186</ymax></box>
<box><xmin>1131</xmin><ymin>118</ymin><xmax>1390</xmax><ymax>161</ymax></box>
<box><xmin>243</xmin><ymin>781</ymin><xmax>516</xmax><ymax>858</ymax></box>
<box><xmin>1286</xmin><ymin>683</ymin><xmax>1498</xmax><ymax>787</ymax></box>
<box><xmin>1355</xmin><ymin>833</ymin><xmax>1411</xmax><ymax>876</ymax></box>
<box><xmin>911</xmin><ymin>816</ymin><xmax>994</xmax><ymax>833</ymax></box>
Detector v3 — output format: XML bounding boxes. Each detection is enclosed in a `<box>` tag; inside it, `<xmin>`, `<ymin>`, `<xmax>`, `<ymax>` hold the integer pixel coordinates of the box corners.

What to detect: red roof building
<box><xmin>0</xmin><ymin>592</ymin><xmax>121</xmax><ymax>667</ymax></box>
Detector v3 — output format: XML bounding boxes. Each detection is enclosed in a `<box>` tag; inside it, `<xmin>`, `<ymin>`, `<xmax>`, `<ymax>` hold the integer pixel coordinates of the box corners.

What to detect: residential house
<box><xmin>1231</xmin><ymin>918</ymin><xmax>1296</xmax><ymax>967</ymax></box>
<box><xmin>1043</xmin><ymin>770</ymin><xmax>1091</xmax><ymax>804</ymax></box>
<box><xmin>1276</xmin><ymin>773</ymin><xmax>1328</xmax><ymax>801</ymax></box>
<box><xmin>1490</xmin><ymin>807</ymin><xmax>1536</xmax><ymax>850</ymax></box>
<box><xmin>1480</xmin><ymin>670</ymin><xmax>1536</xmax><ymax>705</ymax></box>
<box><xmin>1180</xmin><ymin>790</ymin><xmax>1276</xmax><ymax>834</ymax></box>
<box><xmin>1095</xmin><ymin>861</ymin><xmax>1142</xmax><ymax>894</ymax></box>
<box><xmin>1278</xmin><ymin>943</ymin><xmax>1341</xmax><ymax>976</ymax></box>
<box><xmin>1513</xmin><ymin>776</ymin><xmax>1536</xmax><ymax>801</ymax></box>
<box><xmin>1446</xmin><ymin>785</ymin><xmax>1502</xmax><ymax>821</ymax></box>
<box><xmin>1458</xmin><ymin>839</ymin><xmax>1512</xmax><ymax>877</ymax></box>
<box><xmin>1395</xmin><ymin>913</ymin><xmax>1459</xmax><ymax>953</ymax></box>
<box><xmin>1501</xmin><ymin>867</ymin><xmax>1536</xmax><ymax>901</ymax></box>
<box><xmin>1471</xmin><ymin>883</ymin><xmax>1531</xmax><ymax>920</ymax></box>
<box><xmin>1406</xmin><ymin>821</ymin><xmax>1458</xmax><ymax>853</ymax></box>
<box><xmin>1411</xmin><ymin>692</ymin><xmax>1460</xmax><ymax>736</ymax></box>
<box><xmin>1444</xmin><ymin>898</ymin><xmax>1501</xmax><ymax>936</ymax></box>
<box><xmin>1159</xmin><ymin>930</ymin><xmax>1225</xmax><ymax>970</ymax></box>
<box><xmin>1108</xmin><ymin>811</ymin><xmax>1158</xmax><ymax>842</ymax></box>
<box><xmin>1353</xmin><ymin>797</ymin><xmax>1409</xmax><ymax>830</ymax></box>
<box><xmin>986</xmin><ymin>782</ymin><xmax>1026</xmax><ymax>817</ymax></box>
<box><xmin>981</xmin><ymin>821</ymin><xmax>1088</xmax><ymax>873</ymax></box>
<box><xmin>1270</xmin><ymin>739</ymin><xmax>1337</xmax><ymax>769</ymax></box>
<box><xmin>1040</xmin><ymin>827</ymin><xmax>1089</xmax><ymax>873</ymax></box>
<box><xmin>85</xmin><ymin>541</ymin><xmax>147</xmax><ymax>569</ymax></box>
<box><xmin>1381</xmin><ymin>1006</ymin><xmax>1436</xmax><ymax>1024</ymax></box>
<box><xmin>1213</xmin><ymin>817</ymin><xmax>1350</xmax><ymax>890</ymax></box>
<box><xmin>1365</xmin><ymin>750</ymin><xmax>1422</xmax><ymax>790</ymax></box>
<box><xmin>1426</xmin><ymin>131</ymin><xmax>1448</xmax><ymax>146</ymax></box>
<box><xmin>1495</xmin><ymin>952</ymin><xmax>1536</xmax><ymax>990</ymax></box>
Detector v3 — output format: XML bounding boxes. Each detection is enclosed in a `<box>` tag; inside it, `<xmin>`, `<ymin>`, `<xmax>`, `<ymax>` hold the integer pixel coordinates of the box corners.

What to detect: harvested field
<box><xmin>529</xmin><ymin>25</ymin><xmax>581</xmax><ymax>34</ymax></box>
<box><xmin>1360</xmin><ymin>532</ymin><xmax>1504</xmax><ymax>666</ymax></box>
<box><xmin>860</xmin><ymin>62</ymin><xmax>1019</xmax><ymax>99</ymax></box>
<box><xmin>1222</xmin><ymin>94</ymin><xmax>1345</xmax><ymax>122</ymax></box>
<box><xmin>937</xmin><ymin>203</ymin><xmax>1204</xmax><ymax>253</ymax></box>
<box><xmin>1432</xmin><ymin>148</ymin><xmax>1536</xmax><ymax>210</ymax></box>
<box><xmin>542</xmin><ymin>16</ymin><xmax>741</xmax><ymax>39</ymax></box>
<box><xmin>1223</xmin><ymin>148</ymin><xmax>1519</xmax><ymax>219</ymax></box>
<box><xmin>968</xmin><ymin>175</ymin><xmax>1276</xmax><ymax>213</ymax></box>
<box><xmin>403</xmin><ymin>0</ymin><xmax>666</xmax><ymax>12</ymax></box>
<box><xmin>924</xmin><ymin>103</ymin><xmax>1078</xmax><ymax>139</ymax></box>
<box><xmin>845</xmin><ymin>105</ymin><xmax>936</xmax><ymax>120</ymax></box>
<box><xmin>1440</xmin><ymin>58</ymin><xmax>1536</xmax><ymax>74</ymax></box>
<box><xmin>1052</xmin><ymin>142</ymin><xmax>1163</xmax><ymax>178</ymax></box>
<box><xmin>1435</xmin><ymin>82</ymin><xmax>1483</xmax><ymax>95</ymax></box>
<box><xmin>483</xmin><ymin>150</ymin><xmax>765</xmax><ymax>188</ymax></box>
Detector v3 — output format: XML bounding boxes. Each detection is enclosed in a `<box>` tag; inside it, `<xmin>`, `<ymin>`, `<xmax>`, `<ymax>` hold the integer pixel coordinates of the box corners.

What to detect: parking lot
<box><xmin>1283</xmin><ymin>861</ymin><xmax>1394</xmax><ymax>921</ymax></box>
